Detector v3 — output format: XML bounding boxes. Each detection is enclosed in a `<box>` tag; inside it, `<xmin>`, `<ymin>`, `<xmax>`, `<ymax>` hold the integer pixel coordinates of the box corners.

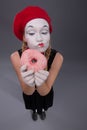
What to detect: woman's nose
<box><xmin>36</xmin><ymin>33</ymin><xmax>43</xmax><ymax>42</ymax></box>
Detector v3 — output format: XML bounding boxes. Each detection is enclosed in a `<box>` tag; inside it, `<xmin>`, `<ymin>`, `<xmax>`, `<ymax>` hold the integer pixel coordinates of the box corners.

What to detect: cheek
<box><xmin>27</xmin><ymin>40</ymin><xmax>34</xmax><ymax>48</ymax></box>
<box><xmin>25</xmin><ymin>35</ymin><xmax>35</xmax><ymax>44</ymax></box>
<box><xmin>44</xmin><ymin>35</ymin><xmax>50</xmax><ymax>43</ymax></box>
<box><xmin>43</xmin><ymin>40</ymin><xmax>50</xmax><ymax>50</ymax></box>
<box><xmin>26</xmin><ymin>38</ymin><xmax>36</xmax><ymax>48</ymax></box>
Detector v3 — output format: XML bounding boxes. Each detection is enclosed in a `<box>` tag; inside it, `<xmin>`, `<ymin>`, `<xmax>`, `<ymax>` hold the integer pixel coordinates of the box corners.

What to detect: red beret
<box><xmin>13</xmin><ymin>6</ymin><xmax>52</xmax><ymax>41</ymax></box>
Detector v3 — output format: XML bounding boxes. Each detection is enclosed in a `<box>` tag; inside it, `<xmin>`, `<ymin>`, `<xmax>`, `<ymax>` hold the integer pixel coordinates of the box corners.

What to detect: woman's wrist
<box><xmin>36</xmin><ymin>82</ymin><xmax>51</xmax><ymax>96</ymax></box>
<box><xmin>23</xmin><ymin>85</ymin><xmax>36</xmax><ymax>95</ymax></box>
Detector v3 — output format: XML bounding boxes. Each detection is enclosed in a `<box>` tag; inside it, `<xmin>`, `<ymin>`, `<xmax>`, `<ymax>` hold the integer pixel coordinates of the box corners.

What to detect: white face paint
<box><xmin>24</xmin><ymin>18</ymin><xmax>50</xmax><ymax>52</ymax></box>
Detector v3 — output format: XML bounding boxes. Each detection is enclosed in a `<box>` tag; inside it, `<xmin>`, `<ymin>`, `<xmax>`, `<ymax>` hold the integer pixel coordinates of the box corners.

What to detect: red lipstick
<box><xmin>38</xmin><ymin>43</ymin><xmax>44</xmax><ymax>47</ymax></box>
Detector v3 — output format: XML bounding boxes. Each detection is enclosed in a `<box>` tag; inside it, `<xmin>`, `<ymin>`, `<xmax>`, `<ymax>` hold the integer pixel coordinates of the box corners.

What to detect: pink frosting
<box><xmin>20</xmin><ymin>49</ymin><xmax>47</xmax><ymax>72</ymax></box>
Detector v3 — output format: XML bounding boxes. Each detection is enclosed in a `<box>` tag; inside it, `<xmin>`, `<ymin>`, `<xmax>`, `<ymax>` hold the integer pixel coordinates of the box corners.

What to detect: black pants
<box><xmin>23</xmin><ymin>88</ymin><xmax>54</xmax><ymax>114</ymax></box>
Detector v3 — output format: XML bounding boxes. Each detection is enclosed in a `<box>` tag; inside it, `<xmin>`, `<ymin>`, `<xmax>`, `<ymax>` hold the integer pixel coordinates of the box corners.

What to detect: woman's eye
<box><xmin>41</xmin><ymin>31</ymin><xmax>48</xmax><ymax>35</ymax></box>
<box><xmin>28</xmin><ymin>32</ymin><xmax>35</xmax><ymax>35</ymax></box>
<box><xmin>26</xmin><ymin>31</ymin><xmax>35</xmax><ymax>35</ymax></box>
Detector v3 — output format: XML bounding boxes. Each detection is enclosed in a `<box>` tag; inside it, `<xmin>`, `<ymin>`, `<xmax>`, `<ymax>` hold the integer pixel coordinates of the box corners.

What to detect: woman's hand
<box><xmin>35</xmin><ymin>70</ymin><xmax>49</xmax><ymax>87</ymax></box>
<box><xmin>20</xmin><ymin>65</ymin><xmax>35</xmax><ymax>87</ymax></box>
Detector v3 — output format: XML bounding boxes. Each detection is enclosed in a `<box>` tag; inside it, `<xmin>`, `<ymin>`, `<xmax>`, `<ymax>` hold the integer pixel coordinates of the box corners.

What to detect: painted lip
<box><xmin>38</xmin><ymin>43</ymin><xmax>44</xmax><ymax>47</ymax></box>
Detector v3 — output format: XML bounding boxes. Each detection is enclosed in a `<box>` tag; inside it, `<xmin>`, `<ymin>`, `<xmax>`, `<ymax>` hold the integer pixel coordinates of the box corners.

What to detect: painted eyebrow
<box><xmin>43</xmin><ymin>25</ymin><xmax>49</xmax><ymax>28</ymax></box>
<box><xmin>27</xmin><ymin>25</ymin><xmax>33</xmax><ymax>29</ymax></box>
<box><xmin>27</xmin><ymin>25</ymin><xmax>48</xmax><ymax>29</ymax></box>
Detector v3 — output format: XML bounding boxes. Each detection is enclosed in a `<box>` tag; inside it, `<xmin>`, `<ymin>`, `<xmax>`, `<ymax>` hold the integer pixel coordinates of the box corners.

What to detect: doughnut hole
<box><xmin>31</xmin><ymin>58</ymin><xmax>37</xmax><ymax>63</ymax></box>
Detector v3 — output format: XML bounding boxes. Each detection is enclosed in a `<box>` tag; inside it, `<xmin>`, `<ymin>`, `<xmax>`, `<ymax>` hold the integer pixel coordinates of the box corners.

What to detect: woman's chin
<box><xmin>29</xmin><ymin>47</ymin><xmax>47</xmax><ymax>53</ymax></box>
<box><xmin>38</xmin><ymin>48</ymin><xmax>47</xmax><ymax>53</ymax></box>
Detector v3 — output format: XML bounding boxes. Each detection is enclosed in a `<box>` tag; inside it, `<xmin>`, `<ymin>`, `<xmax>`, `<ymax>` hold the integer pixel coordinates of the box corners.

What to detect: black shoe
<box><xmin>32</xmin><ymin>110</ymin><xmax>38</xmax><ymax>121</ymax></box>
<box><xmin>39</xmin><ymin>110</ymin><xmax>46</xmax><ymax>120</ymax></box>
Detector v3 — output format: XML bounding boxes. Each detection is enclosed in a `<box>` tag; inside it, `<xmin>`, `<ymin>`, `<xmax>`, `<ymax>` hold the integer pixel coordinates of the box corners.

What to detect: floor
<box><xmin>0</xmin><ymin>58</ymin><xmax>87</xmax><ymax>130</ymax></box>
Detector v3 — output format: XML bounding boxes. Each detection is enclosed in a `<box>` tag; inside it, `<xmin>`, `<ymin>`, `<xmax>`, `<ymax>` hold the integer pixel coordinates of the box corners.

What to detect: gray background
<box><xmin>0</xmin><ymin>0</ymin><xmax>87</xmax><ymax>130</ymax></box>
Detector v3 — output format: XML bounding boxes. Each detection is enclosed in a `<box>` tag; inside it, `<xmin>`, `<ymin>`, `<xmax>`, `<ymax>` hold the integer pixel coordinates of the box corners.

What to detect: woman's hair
<box><xmin>22</xmin><ymin>41</ymin><xmax>51</xmax><ymax>60</ymax></box>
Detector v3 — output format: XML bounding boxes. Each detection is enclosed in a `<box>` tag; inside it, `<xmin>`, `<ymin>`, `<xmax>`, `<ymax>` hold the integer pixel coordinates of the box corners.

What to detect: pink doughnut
<box><xmin>20</xmin><ymin>49</ymin><xmax>47</xmax><ymax>72</ymax></box>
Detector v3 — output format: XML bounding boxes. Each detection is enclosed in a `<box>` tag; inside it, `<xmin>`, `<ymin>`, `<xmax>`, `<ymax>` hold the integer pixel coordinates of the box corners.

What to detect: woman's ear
<box><xmin>23</xmin><ymin>35</ymin><xmax>26</xmax><ymax>42</ymax></box>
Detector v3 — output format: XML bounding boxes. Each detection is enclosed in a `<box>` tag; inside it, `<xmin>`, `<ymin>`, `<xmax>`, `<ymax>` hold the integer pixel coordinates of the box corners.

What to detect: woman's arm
<box><xmin>10</xmin><ymin>51</ymin><xmax>35</xmax><ymax>95</ymax></box>
<box><xmin>36</xmin><ymin>52</ymin><xmax>63</xmax><ymax>96</ymax></box>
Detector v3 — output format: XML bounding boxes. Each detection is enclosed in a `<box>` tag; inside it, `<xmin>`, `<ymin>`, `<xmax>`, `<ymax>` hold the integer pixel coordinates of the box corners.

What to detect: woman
<box><xmin>10</xmin><ymin>6</ymin><xmax>63</xmax><ymax>121</ymax></box>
